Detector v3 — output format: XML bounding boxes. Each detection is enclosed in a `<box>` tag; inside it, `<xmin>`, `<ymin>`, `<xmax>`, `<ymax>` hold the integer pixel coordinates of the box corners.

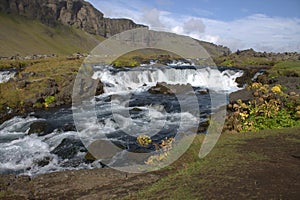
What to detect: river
<box><xmin>0</xmin><ymin>64</ymin><xmax>243</xmax><ymax>176</ymax></box>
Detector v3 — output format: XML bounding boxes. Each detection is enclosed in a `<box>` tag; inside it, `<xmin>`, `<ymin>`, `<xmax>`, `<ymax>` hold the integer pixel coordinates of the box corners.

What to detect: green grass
<box><xmin>215</xmin><ymin>55</ymin><xmax>275</xmax><ymax>68</ymax></box>
<box><xmin>0</xmin><ymin>57</ymin><xmax>82</xmax><ymax>110</ymax></box>
<box><xmin>122</xmin><ymin>127</ymin><xmax>300</xmax><ymax>199</ymax></box>
<box><xmin>111</xmin><ymin>48</ymin><xmax>182</xmax><ymax>67</ymax></box>
<box><xmin>268</xmin><ymin>60</ymin><xmax>300</xmax><ymax>77</ymax></box>
<box><xmin>0</xmin><ymin>13</ymin><xmax>105</xmax><ymax>56</ymax></box>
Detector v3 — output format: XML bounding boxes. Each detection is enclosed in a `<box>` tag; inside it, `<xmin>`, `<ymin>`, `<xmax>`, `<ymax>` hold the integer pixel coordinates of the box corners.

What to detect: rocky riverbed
<box><xmin>0</xmin><ymin>56</ymin><xmax>299</xmax><ymax>199</ymax></box>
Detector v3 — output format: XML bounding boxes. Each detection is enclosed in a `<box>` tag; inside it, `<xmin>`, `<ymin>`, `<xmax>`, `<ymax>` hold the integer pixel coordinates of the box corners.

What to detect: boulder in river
<box><xmin>28</xmin><ymin>121</ymin><xmax>51</xmax><ymax>136</ymax></box>
<box><xmin>148</xmin><ymin>82</ymin><xmax>193</xmax><ymax>94</ymax></box>
<box><xmin>51</xmin><ymin>138</ymin><xmax>87</xmax><ymax>160</ymax></box>
<box><xmin>61</xmin><ymin>123</ymin><xmax>76</xmax><ymax>132</ymax></box>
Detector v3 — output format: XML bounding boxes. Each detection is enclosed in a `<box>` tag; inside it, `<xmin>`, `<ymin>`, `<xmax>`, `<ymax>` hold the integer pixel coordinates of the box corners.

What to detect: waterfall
<box><xmin>92</xmin><ymin>66</ymin><xmax>244</xmax><ymax>94</ymax></box>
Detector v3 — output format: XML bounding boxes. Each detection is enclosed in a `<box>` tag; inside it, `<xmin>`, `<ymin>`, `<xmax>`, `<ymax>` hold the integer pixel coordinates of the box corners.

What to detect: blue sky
<box><xmin>87</xmin><ymin>0</ymin><xmax>300</xmax><ymax>52</ymax></box>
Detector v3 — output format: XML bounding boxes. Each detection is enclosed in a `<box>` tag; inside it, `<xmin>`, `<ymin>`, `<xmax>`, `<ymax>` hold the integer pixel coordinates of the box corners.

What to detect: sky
<box><xmin>87</xmin><ymin>0</ymin><xmax>300</xmax><ymax>52</ymax></box>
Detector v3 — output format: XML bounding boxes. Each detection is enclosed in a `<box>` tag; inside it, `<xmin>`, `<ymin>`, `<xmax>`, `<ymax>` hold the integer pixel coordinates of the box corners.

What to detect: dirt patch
<box><xmin>0</xmin><ymin>168</ymin><xmax>161</xmax><ymax>200</ymax></box>
<box><xmin>231</xmin><ymin>130</ymin><xmax>300</xmax><ymax>199</ymax></box>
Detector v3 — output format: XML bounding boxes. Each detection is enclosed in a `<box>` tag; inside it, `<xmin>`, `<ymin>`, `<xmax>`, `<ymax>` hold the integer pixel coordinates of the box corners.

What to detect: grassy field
<box><xmin>268</xmin><ymin>60</ymin><xmax>300</xmax><ymax>77</ymax></box>
<box><xmin>122</xmin><ymin>127</ymin><xmax>300</xmax><ymax>199</ymax></box>
<box><xmin>0</xmin><ymin>13</ymin><xmax>105</xmax><ymax>56</ymax></box>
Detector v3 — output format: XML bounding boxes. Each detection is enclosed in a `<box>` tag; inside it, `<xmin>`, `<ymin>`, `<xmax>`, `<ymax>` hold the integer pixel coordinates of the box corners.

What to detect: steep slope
<box><xmin>0</xmin><ymin>13</ymin><xmax>105</xmax><ymax>56</ymax></box>
<box><xmin>0</xmin><ymin>0</ymin><xmax>146</xmax><ymax>37</ymax></box>
<box><xmin>0</xmin><ymin>0</ymin><xmax>230</xmax><ymax>57</ymax></box>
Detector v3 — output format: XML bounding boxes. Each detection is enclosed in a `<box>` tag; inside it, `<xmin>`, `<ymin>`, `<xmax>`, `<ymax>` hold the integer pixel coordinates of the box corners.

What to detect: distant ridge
<box><xmin>0</xmin><ymin>0</ymin><xmax>146</xmax><ymax>37</ymax></box>
<box><xmin>0</xmin><ymin>0</ymin><xmax>230</xmax><ymax>57</ymax></box>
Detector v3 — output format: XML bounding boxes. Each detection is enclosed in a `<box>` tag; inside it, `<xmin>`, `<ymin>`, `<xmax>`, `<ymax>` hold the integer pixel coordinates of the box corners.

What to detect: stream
<box><xmin>0</xmin><ymin>65</ymin><xmax>243</xmax><ymax>176</ymax></box>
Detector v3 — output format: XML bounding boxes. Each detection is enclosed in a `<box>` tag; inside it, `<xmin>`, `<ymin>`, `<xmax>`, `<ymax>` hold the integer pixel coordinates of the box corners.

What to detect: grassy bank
<box><xmin>268</xmin><ymin>60</ymin><xmax>300</xmax><ymax>77</ymax></box>
<box><xmin>122</xmin><ymin>127</ymin><xmax>300</xmax><ymax>199</ymax></box>
<box><xmin>0</xmin><ymin>57</ymin><xmax>82</xmax><ymax>112</ymax></box>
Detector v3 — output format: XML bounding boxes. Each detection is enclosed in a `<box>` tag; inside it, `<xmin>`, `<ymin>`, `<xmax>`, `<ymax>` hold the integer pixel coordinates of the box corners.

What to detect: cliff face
<box><xmin>0</xmin><ymin>0</ymin><xmax>146</xmax><ymax>37</ymax></box>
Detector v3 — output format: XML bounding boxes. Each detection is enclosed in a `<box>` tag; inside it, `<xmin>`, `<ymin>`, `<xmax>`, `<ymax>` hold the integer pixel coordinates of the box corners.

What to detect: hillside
<box><xmin>0</xmin><ymin>0</ymin><xmax>230</xmax><ymax>57</ymax></box>
<box><xmin>0</xmin><ymin>13</ymin><xmax>105</xmax><ymax>56</ymax></box>
<box><xmin>0</xmin><ymin>0</ymin><xmax>146</xmax><ymax>37</ymax></box>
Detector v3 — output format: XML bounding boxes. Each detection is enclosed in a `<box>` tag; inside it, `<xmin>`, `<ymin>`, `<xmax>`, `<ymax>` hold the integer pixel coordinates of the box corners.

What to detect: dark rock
<box><xmin>235</xmin><ymin>68</ymin><xmax>259</xmax><ymax>87</ymax></box>
<box><xmin>148</xmin><ymin>82</ymin><xmax>171</xmax><ymax>94</ymax></box>
<box><xmin>229</xmin><ymin>89</ymin><xmax>253</xmax><ymax>104</ymax></box>
<box><xmin>42</xmin><ymin>79</ymin><xmax>59</xmax><ymax>97</ymax></box>
<box><xmin>17</xmin><ymin>80</ymin><xmax>28</xmax><ymax>88</ymax></box>
<box><xmin>24</xmin><ymin>98</ymin><xmax>36</xmax><ymax>107</ymax></box>
<box><xmin>34</xmin><ymin>156</ymin><xmax>52</xmax><ymax>167</ymax></box>
<box><xmin>131</xmin><ymin>107</ymin><xmax>143</xmax><ymax>112</ymax></box>
<box><xmin>95</xmin><ymin>79</ymin><xmax>104</xmax><ymax>96</ymax></box>
<box><xmin>198</xmin><ymin>89</ymin><xmax>209</xmax><ymax>95</ymax></box>
<box><xmin>28</xmin><ymin>121</ymin><xmax>51</xmax><ymax>136</ymax></box>
<box><xmin>268</xmin><ymin>78</ymin><xmax>278</xmax><ymax>84</ymax></box>
<box><xmin>51</xmin><ymin>138</ymin><xmax>87</xmax><ymax>160</ymax></box>
<box><xmin>47</xmin><ymin>103</ymin><xmax>56</xmax><ymax>108</ymax></box>
<box><xmin>148</xmin><ymin>82</ymin><xmax>192</xmax><ymax>95</ymax></box>
<box><xmin>62</xmin><ymin>123</ymin><xmax>76</xmax><ymax>132</ymax></box>
<box><xmin>256</xmin><ymin>74</ymin><xmax>268</xmax><ymax>84</ymax></box>
<box><xmin>197</xmin><ymin>120</ymin><xmax>210</xmax><ymax>133</ymax></box>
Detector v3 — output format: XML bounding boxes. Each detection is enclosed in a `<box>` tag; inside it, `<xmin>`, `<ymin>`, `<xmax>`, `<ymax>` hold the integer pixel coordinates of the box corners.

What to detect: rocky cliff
<box><xmin>0</xmin><ymin>0</ymin><xmax>147</xmax><ymax>37</ymax></box>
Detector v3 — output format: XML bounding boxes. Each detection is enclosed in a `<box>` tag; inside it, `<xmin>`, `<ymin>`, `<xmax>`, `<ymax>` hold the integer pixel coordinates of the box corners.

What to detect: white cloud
<box><xmin>87</xmin><ymin>0</ymin><xmax>300</xmax><ymax>52</ymax></box>
<box><xmin>202</xmin><ymin>14</ymin><xmax>300</xmax><ymax>52</ymax></box>
<box><xmin>142</xmin><ymin>8</ymin><xmax>164</xmax><ymax>29</ymax></box>
<box><xmin>183</xmin><ymin>18</ymin><xmax>206</xmax><ymax>34</ymax></box>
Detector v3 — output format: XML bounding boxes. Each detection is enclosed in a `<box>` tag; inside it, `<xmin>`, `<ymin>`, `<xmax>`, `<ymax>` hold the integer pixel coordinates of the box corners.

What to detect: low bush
<box><xmin>226</xmin><ymin>82</ymin><xmax>300</xmax><ymax>132</ymax></box>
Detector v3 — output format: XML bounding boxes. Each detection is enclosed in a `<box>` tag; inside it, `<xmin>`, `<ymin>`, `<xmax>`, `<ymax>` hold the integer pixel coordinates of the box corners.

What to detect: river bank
<box><xmin>0</xmin><ymin>127</ymin><xmax>299</xmax><ymax>199</ymax></box>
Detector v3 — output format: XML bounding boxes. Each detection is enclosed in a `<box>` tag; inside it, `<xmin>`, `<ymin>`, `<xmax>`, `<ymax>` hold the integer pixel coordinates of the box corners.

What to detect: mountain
<box><xmin>0</xmin><ymin>0</ymin><xmax>146</xmax><ymax>37</ymax></box>
<box><xmin>0</xmin><ymin>0</ymin><xmax>230</xmax><ymax>57</ymax></box>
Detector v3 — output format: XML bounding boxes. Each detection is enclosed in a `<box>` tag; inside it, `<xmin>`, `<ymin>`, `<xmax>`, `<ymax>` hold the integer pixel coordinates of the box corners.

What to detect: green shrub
<box><xmin>228</xmin><ymin>82</ymin><xmax>300</xmax><ymax>132</ymax></box>
<box><xmin>44</xmin><ymin>96</ymin><xmax>56</xmax><ymax>107</ymax></box>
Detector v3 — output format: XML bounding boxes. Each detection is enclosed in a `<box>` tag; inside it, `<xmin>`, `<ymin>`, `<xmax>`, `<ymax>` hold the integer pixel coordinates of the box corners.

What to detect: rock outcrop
<box><xmin>0</xmin><ymin>0</ymin><xmax>147</xmax><ymax>37</ymax></box>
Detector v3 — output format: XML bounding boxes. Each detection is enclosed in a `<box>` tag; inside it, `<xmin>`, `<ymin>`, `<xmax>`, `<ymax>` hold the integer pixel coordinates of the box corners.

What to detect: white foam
<box><xmin>93</xmin><ymin>66</ymin><xmax>243</xmax><ymax>94</ymax></box>
<box><xmin>0</xmin><ymin>116</ymin><xmax>40</xmax><ymax>137</ymax></box>
<box><xmin>0</xmin><ymin>135</ymin><xmax>52</xmax><ymax>172</ymax></box>
<box><xmin>0</xmin><ymin>71</ymin><xmax>15</xmax><ymax>83</ymax></box>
